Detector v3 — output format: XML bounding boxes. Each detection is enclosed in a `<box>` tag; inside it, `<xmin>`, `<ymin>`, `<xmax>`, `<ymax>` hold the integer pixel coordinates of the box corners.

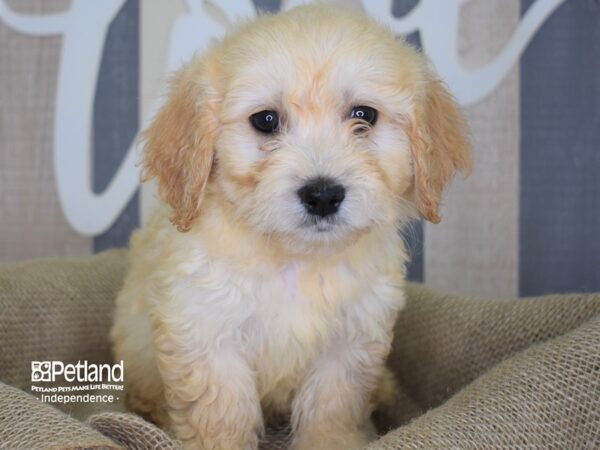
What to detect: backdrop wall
<box><xmin>0</xmin><ymin>0</ymin><xmax>598</xmax><ymax>297</ymax></box>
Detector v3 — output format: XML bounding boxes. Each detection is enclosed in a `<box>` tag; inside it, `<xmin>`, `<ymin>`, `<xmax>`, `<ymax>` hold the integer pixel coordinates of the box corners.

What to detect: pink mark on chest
<box><xmin>281</xmin><ymin>265</ymin><xmax>298</xmax><ymax>300</ymax></box>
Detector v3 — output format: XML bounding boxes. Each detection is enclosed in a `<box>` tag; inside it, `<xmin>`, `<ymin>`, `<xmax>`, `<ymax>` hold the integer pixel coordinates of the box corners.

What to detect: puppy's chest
<box><xmin>248</xmin><ymin>263</ymin><xmax>355</xmax><ymax>351</ymax></box>
<box><xmin>241</xmin><ymin>263</ymin><xmax>368</xmax><ymax>392</ymax></box>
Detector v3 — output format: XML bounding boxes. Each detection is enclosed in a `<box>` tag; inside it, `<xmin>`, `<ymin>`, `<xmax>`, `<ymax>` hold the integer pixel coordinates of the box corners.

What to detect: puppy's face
<box><xmin>143</xmin><ymin>6</ymin><xmax>471</xmax><ymax>250</ymax></box>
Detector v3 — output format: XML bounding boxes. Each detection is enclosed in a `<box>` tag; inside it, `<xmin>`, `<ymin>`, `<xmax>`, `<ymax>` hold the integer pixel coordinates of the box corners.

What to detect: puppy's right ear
<box><xmin>141</xmin><ymin>57</ymin><xmax>220</xmax><ymax>232</ymax></box>
<box><xmin>407</xmin><ymin>74</ymin><xmax>472</xmax><ymax>224</ymax></box>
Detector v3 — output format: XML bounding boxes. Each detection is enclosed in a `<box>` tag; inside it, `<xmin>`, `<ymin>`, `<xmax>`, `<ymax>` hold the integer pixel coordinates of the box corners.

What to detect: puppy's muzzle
<box><xmin>297</xmin><ymin>178</ymin><xmax>346</xmax><ymax>218</ymax></box>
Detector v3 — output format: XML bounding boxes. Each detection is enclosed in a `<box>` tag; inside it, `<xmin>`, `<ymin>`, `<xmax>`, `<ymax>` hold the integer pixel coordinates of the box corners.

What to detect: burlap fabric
<box><xmin>1</xmin><ymin>250</ymin><xmax>599</xmax><ymax>449</ymax></box>
<box><xmin>0</xmin><ymin>249</ymin><xmax>127</xmax><ymax>391</ymax></box>
<box><xmin>0</xmin><ymin>382</ymin><xmax>120</xmax><ymax>449</ymax></box>
<box><xmin>87</xmin><ymin>412</ymin><xmax>180</xmax><ymax>450</ymax></box>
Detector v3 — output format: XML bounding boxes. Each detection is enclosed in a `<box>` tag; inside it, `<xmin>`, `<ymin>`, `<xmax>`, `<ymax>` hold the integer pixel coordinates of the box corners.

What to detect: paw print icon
<box><xmin>31</xmin><ymin>361</ymin><xmax>52</xmax><ymax>382</ymax></box>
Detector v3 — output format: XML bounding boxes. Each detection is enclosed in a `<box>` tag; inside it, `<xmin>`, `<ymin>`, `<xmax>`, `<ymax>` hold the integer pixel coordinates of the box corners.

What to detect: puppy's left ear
<box><xmin>408</xmin><ymin>75</ymin><xmax>472</xmax><ymax>223</ymax></box>
<box><xmin>141</xmin><ymin>56</ymin><xmax>221</xmax><ymax>232</ymax></box>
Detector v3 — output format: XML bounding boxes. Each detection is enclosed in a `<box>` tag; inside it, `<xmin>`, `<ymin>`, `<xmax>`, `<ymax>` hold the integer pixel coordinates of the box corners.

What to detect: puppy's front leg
<box><xmin>290</xmin><ymin>339</ymin><xmax>388</xmax><ymax>450</ymax></box>
<box><xmin>155</xmin><ymin>329</ymin><xmax>262</xmax><ymax>450</ymax></box>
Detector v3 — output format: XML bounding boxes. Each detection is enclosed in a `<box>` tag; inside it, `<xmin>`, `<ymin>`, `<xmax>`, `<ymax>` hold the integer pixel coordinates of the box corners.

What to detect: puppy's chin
<box><xmin>276</xmin><ymin>218</ymin><xmax>371</xmax><ymax>254</ymax></box>
<box><xmin>300</xmin><ymin>215</ymin><xmax>355</xmax><ymax>237</ymax></box>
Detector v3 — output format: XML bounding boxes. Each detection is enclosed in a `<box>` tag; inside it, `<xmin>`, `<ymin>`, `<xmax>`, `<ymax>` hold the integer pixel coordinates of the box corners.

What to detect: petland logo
<box><xmin>31</xmin><ymin>360</ymin><xmax>125</xmax><ymax>404</ymax></box>
<box><xmin>31</xmin><ymin>360</ymin><xmax>124</xmax><ymax>383</ymax></box>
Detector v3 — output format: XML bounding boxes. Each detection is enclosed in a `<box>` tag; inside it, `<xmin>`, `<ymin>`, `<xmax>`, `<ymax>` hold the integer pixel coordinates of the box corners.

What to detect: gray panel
<box><xmin>520</xmin><ymin>0</ymin><xmax>600</xmax><ymax>294</ymax></box>
<box><xmin>391</xmin><ymin>0</ymin><xmax>418</xmax><ymax>16</ymax></box>
<box><xmin>93</xmin><ymin>0</ymin><xmax>139</xmax><ymax>252</ymax></box>
<box><xmin>402</xmin><ymin>221</ymin><xmax>423</xmax><ymax>282</ymax></box>
<box><xmin>393</xmin><ymin>0</ymin><xmax>422</xmax><ymax>281</ymax></box>
<box><xmin>253</xmin><ymin>0</ymin><xmax>280</xmax><ymax>13</ymax></box>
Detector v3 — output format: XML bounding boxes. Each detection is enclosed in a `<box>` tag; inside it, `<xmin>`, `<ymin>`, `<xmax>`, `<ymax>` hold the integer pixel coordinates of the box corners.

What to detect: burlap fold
<box><xmin>370</xmin><ymin>313</ymin><xmax>600</xmax><ymax>449</ymax></box>
<box><xmin>0</xmin><ymin>381</ymin><xmax>122</xmax><ymax>450</ymax></box>
<box><xmin>87</xmin><ymin>412</ymin><xmax>181</xmax><ymax>450</ymax></box>
<box><xmin>389</xmin><ymin>284</ymin><xmax>600</xmax><ymax>416</ymax></box>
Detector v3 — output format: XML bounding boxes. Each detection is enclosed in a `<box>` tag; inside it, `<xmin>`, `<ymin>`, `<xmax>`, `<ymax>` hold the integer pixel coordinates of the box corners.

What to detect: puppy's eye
<box><xmin>250</xmin><ymin>110</ymin><xmax>280</xmax><ymax>134</ymax></box>
<box><xmin>349</xmin><ymin>106</ymin><xmax>378</xmax><ymax>126</ymax></box>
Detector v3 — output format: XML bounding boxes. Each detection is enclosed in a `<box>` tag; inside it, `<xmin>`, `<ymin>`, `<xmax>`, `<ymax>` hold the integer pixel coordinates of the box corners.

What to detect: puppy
<box><xmin>111</xmin><ymin>5</ymin><xmax>471</xmax><ymax>450</ymax></box>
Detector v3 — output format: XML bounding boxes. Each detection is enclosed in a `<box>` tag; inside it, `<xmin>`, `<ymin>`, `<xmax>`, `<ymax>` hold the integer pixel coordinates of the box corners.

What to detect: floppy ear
<box><xmin>141</xmin><ymin>58</ymin><xmax>220</xmax><ymax>232</ymax></box>
<box><xmin>408</xmin><ymin>76</ymin><xmax>472</xmax><ymax>223</ymax></box>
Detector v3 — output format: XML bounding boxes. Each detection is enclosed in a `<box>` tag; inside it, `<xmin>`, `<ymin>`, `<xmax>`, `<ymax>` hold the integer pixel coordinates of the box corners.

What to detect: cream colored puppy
<box><xmin>111</xmin><ymin>5</ymin><xmax>470</xmax><ymax>450</ymax></box>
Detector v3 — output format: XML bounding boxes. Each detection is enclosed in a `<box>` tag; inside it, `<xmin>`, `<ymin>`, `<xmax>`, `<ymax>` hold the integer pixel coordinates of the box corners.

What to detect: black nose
<box><xmin>297</xmin><ymin>178</ymin><xmax>346</xmax><ymax>218</ymax></box>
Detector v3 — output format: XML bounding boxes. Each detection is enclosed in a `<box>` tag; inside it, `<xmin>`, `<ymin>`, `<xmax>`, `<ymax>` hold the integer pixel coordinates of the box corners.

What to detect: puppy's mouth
<box><xmin>302</xmin><ymin>216</ymin><xmax>340</xmax><ymax>233</ymax></box>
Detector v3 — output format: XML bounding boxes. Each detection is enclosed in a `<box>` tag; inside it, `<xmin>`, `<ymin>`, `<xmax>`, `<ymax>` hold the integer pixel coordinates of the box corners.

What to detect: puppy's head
<box><xmin>143</xmin><ymin>5</ymin><xmax>471</xmax><ymax>250</ymax></box>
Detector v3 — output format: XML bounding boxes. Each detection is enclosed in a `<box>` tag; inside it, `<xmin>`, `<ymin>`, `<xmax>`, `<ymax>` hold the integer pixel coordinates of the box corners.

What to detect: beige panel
<box><xmin>424</xmin><ymin>0</ymin><xmax>520</xmax><ymax>298</ymax></box>
<box><xmin>0</xmin><ymin>0</ymin><xmax>90</xmax><ymax>262</ymax></box>
<box><xmin>139</xmin><ymin>0</ymin><xmax>187</xmax><ymax>224</ymax></box>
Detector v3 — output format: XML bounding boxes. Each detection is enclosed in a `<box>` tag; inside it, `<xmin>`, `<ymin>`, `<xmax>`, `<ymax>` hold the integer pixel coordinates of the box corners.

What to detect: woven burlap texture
<box><xmin>0</xmin><ymin>382</ymin><xmax>121</xmax><ymax>450</ymax></box>
<box><xmin>0</xmin><ymin>249</ymin><xmax>127</xmax><ymax>391</ymax></box>
<box><xmin>1</xmin><ymin>250</ymin><xmax>599</xmax><ymax>449</ymax></box>
<box><xmin>87</xmin><ymin>412</ymin><xmax>180</xmax><ymax>450</ymax></box>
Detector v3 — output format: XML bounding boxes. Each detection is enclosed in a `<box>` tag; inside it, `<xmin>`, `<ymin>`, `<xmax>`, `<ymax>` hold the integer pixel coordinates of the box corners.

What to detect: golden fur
<box><xmin>111</xmin><ymin>5</ymin><xmax>470</xmax><ymax>450</ymax></box>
